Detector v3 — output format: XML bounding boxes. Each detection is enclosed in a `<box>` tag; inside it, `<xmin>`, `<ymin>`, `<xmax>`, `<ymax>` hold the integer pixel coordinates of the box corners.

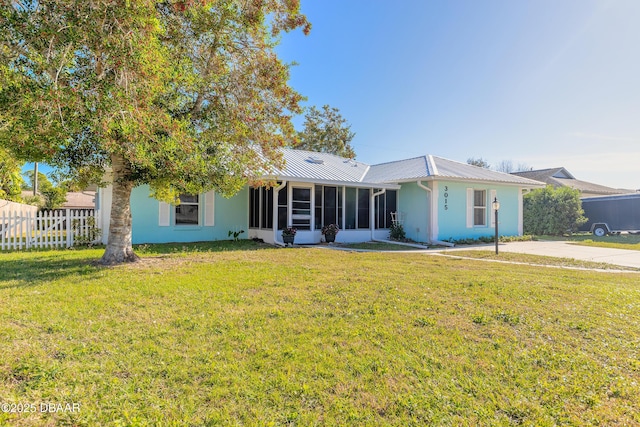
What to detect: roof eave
<box><xmin>267</xmin><ymin>175</ymin><xmax>402</xmax><ymax>190</ymax></box>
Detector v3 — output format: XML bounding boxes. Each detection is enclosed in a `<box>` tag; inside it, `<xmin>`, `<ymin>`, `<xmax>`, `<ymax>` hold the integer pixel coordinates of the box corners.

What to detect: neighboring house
<box><xmin>96</xmin><ymin>149</ymin><xmax>544</xmax><ymax>246</ymax></box>
<box><xmin>61</xmin><ymin>191</ymin><xmax>96</xmax><ymax>211</ymax></box>
<box><xmin>512</xmin><ymin>167</ymin><xmax>632</xmax><ymax>198</ymax></box>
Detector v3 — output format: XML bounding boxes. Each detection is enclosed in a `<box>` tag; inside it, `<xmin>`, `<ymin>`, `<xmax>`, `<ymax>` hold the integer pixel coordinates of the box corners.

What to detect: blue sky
<box><xmin>26</xmin><ymin>0</ymin><xmax>639</xmax><ymax>190</ymax></box>
<box><xmin>277</xmin><ymin>0</ymin><xmax>640</xmax><ymax>190</ymax></box>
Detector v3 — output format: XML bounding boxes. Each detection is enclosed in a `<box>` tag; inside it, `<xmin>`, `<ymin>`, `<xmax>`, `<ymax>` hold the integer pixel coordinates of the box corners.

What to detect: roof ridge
<box><xmin>371</xmin><ymin>155</ymin><xmax>427</xmax><ymax>167</ymax></box>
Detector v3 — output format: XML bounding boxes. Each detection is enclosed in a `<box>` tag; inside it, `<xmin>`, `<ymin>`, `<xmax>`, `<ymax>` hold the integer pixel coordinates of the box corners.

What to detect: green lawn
<box><xmin>1</xmin><ymin>243</ymin><xmax>639</xmax><ymax>425</ymax></box>
<box><xmin>540</xmin><ymin>233</ymin><xmax>640</xmax><ymax>251</ymax></box>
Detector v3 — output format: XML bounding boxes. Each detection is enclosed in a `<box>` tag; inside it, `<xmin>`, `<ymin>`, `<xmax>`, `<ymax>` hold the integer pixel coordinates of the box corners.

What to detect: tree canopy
<box><xmin>0</xmin><ymin>147</ymin><xmax>23</xmax><ymax>201</ymax></box>
<box><xmin>0</xmin><ymin>0</ymin><xmax>310</xmax><ymax>263</ymax></box>
<box><xmin>294</xmin><ymin>105</ymin><xmax>356</xmax><ymax>158</ymax></box>
<box><xmin>22</xmin><ymin>170</ymin><xmax>68</xmax><ymax>210</ymax></box>
<box><xmin>467</xmin><ymin>157</ymin><xmax>491</xmax><ymax>169</ymax></box>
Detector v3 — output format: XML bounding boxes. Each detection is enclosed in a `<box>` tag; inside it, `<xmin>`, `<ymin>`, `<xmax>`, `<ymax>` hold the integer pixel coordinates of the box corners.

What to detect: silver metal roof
<box><xmin>269</xmin><ymin>148</ymin><xmax>543</xmax><ymax>187</ymax></box>
<box><xmin>271</xmin><ymin>149</ymin><xmax>369</xmax><ymax>183</ymax></box>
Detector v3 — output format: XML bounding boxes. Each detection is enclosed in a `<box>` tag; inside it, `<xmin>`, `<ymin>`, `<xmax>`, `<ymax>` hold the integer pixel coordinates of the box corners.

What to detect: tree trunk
<box><xmin>99</xmin><ymin>154</ymin><xmax>140</xmax><ymax>265</ymax></box>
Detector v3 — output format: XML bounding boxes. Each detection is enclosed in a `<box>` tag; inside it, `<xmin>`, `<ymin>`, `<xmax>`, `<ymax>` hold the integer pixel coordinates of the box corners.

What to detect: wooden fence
<box><xmin>0</xmin><ymin>209</ymin><xmax>99</xmax><ymax>251</ymax></box>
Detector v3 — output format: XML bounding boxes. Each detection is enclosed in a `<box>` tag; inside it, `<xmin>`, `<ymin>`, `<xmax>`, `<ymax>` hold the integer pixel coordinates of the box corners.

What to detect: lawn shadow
<box><xmin>0</xmin><ymin>253</ymin><xmax>103</xmax><ymax>290</ymax></box>
<box><xmin>132</xmin><ymin>239</ymin><xmax>275</xmax><ymax>255</ymax></box>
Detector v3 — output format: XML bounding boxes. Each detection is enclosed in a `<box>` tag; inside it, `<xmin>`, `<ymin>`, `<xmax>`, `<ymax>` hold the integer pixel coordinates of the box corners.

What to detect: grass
<box><xmin>540</xmin><ymin>233</ymin><xmax>640</xmax><ymax>251</ymax></box>
<box><xmin>1</xmin><ymin>242</ymin><xmax>640</xmax><ymax>425</ymax></box>
<box><xmin>335</xmin><ymin>241</ymin><xmax>426</xmax><ymax>251</ymax></box>
<box><xmin>445</xmin><ymin>250</ymin><xmax>640</xmax><ymax>271</ymax></box>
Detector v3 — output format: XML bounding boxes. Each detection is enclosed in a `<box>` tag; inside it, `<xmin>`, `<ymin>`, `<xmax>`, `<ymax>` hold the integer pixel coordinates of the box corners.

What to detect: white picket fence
<box><xmin>0</xmin><ymin>209</ymin><xmax>99</xmax><ymax>251</ymax></box>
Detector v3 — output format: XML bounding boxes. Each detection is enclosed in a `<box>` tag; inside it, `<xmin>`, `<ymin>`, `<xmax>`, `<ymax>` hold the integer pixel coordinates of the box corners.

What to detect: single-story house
<box><xmin>96</xmin><ymin>149</ymin><xmax>544</xmax><ymax>246</ymax></box>
<box><xmin>511</xmin><ymin>167</ymin><xmax>632</xmax><ymax>198</ymax></box>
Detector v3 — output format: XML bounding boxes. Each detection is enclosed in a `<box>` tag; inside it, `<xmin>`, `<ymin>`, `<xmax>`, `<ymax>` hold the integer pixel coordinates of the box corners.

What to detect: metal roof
<box><xmin>431</xmin><ymin>157</ymin><xmax>543</xmax><ymax>185</ymax></box>
<box><xmin>270</xmin><ymin>149</ymin><xmax>369</xmax><ymax>183</ymax></box>
<box><xmin>268</xmin><ymin>148</ymin><xmax>543</xmax><ymax>188</ymax></box>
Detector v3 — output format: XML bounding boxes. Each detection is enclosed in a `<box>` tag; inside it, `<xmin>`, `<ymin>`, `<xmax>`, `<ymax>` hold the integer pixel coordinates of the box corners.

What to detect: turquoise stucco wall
<box><xmin>397</xmin><ymin>182</ymin><xmax>429</xmax><ymax>243</ymax></box>
<box><xmin>434</xmin><ymin>181</ymin><xmax>521</xmax><ymax>241</ymax></box>
<box><xmin>130</xmin><ymin>185</ymin><xmax>248</xmax><ymax>244</ymax></box>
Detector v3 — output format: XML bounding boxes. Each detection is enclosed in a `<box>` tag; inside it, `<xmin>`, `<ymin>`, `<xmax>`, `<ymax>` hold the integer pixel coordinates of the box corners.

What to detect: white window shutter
<box><xmin>490</xmin><ymin>190</ymin><xmax>497</xmax><ymax>227</ymax></box>
<box><xmin>466</xmin><ymin>188</ymin><xmax>473</xmax><ymax>228</ymax></box>
<box><xmin>159</xmin><ymin>201</ymin><xmax>171</xmax><ymax>226</ymax></box>
<box><xmin>204</xmin><ymin>190</ymin><xmax>215</xmax><ymax>226</ymax></box>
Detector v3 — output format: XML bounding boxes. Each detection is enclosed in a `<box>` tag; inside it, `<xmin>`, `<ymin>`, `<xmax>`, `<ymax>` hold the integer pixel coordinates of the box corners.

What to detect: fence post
<box><xmin>66</xmin><ymin>208</ymin><xmax>72</xmax><ymax>247</ymax></box>
<box><xmin>26</xmin><ymin>211</ymin><xmax>31</xmax><ymax>250</ymax></box>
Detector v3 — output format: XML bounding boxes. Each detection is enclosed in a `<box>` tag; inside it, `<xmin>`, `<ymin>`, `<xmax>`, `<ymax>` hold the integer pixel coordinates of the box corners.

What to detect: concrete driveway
<box><xmin>438</xmin><ymin>240</ymin><xmax>640</xmax><ymax>269</ymax></box>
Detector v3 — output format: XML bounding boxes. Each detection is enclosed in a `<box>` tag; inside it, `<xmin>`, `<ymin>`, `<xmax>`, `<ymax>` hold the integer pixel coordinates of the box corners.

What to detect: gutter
<box><xmin>417</xmin><ymin>180</ymin><xmax>454</xmax><ymax>247</ymax></box>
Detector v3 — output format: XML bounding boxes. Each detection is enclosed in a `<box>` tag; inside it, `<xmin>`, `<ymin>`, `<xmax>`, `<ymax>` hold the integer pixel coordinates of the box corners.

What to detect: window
<box><xmin>357</xmin><ymin>188</ymin><xmax>370</xmax><ymax>229</ymax></box>
<box><xmin>249</xmin><ymin>187</ymin><xmax>260</xmax><ymax>228</ymax></box>
<box><xmin>375</xmin><ymin>190</ymin><xmax>397</xmax><ymax>229</ymax></box>
<box><xmin>291</xmin><ymin>187</ymin><xmax>311</xmax><ymax>230</ymax></box>
<box><xmin>315</xmin><ymin>185</ymin><xmax>342</xmax><ymax>229</ymax></box>
<box><xmin>473</xmin><ymin>190</ymin><xmax>486</xmax><ymax>226</ymax></box>
<box><xmin>249</xmin><ymin>187</ymin><xmax>274</xmax><ymax>230</ymax></box>
<box><xmin>345</xmin><ymin>187</ymin><xmax>357</xmax><ymax>229</ymax></box>
<box><xmin>176</xmin><ymin>194</ymin><xmax>199</xmax><ymax>225</ymax></box>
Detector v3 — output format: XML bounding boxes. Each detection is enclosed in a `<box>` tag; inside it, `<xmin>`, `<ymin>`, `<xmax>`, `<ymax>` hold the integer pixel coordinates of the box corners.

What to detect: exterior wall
<box><xmin>397</xmin><ymin>182</ymin><xmax>430</xmax><ymax>243</ymax></box>
<box><xmin>433</xmin><ymin>180</ymin><xmax>522</xmax><ymax>241</ymax></box>
<box><xmin>96</xmin><ymin>185</ymin><xmax>112</xmax><ymax>244</ymax></box>
<box><xmin>0</xmin><ymin>199</ymin><xmax>39</xmax><ymax>217</ymax></box>
<box><xmin>130</xmin><ymin>185</ymin><xmax>248</xmax><ymax>244</ymax></box>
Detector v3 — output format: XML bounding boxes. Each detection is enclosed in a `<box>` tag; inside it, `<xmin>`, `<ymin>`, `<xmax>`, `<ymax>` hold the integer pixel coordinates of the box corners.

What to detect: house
<box><xmin>511</xmin><ymin>167</ymin><xmax>632</xmax><ymax>198</ymax></box>
<box><xmin>96</xmin><ymin>149</ymin><xmax>544</xmax><ymax>246</ymax></box>
<box><xmin>61</xmin><ymin>191</ymin><xmax>96</xmax><ymax>211</ymax></box>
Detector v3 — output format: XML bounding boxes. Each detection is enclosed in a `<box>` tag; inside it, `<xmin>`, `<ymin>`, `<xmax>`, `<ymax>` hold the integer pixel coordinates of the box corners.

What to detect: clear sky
<box><xmin>277</xmin><ymin>0</ymin><xmax>640</xmax><ymax>190</ymax></box>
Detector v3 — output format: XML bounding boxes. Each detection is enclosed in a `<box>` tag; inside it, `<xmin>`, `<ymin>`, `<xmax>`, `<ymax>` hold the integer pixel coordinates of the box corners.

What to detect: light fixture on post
<box><xmin>492</xmin><ymin>197</ymin><xmax>500</xmax><ymax>254</ymax></box>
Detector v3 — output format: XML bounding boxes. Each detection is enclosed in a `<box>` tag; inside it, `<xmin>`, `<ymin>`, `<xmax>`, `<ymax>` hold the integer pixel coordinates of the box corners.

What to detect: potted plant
<box><xmin>282</xmin><ymin>227</ymin><xmax>297</xmax><ymax>246</ymax></box>
<box><xmin>321</xmin><ymin>223</ymin><xmax>339</xmax><ymax>243</ymax></box>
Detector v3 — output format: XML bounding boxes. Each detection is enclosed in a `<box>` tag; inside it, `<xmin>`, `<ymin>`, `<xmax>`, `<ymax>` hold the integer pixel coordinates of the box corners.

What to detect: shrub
<box><xmin>389</xmin><ymin>223</ymin><xmax>406</xmax><ymax>240</ymax></box>
<box><xmin>523</xmin><ymin>186</ymin><xmax>587</xmax><ymax>235</ymax></box>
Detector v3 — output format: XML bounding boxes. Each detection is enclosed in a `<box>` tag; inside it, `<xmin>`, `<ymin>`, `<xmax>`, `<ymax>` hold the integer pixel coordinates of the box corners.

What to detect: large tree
<box><xmin>294</xmin><ymin>104</ymin><xmax>356</xmax><ymax>158</ymax></box>
<box><xmin>0</xmin><ymin>0</ymin><xmax>310</xmax><ymax>264</ymax></box>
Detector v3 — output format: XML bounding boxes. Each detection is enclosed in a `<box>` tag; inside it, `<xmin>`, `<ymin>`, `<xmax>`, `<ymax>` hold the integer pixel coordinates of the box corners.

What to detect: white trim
<box><xmin>431</xmin><ymin>181</ymin><xmax>439</xmax><ymax>241</ymax></box>
<box><xmin>267</xmin><ymin>176</ymin><xmax>401</xmax><ymax>190</ymax></box>
<box><xmin>204</xmin><ymin>190</ymin><xmax>215</xmax><ymax>226</ymax></box>
<box><xmin>159</xmin><ymin>201</ymin><xmax>171</xmax><ymax>227</ymax></box>
<box><xmin>466</xmin><ymin>188</ymin><xmax>473</xmax><ymax>228</ymax></box>
<box><xmin>518</xmin><ymin>189</ymin><xmax>524</xmax><ymax>235</ymax></box>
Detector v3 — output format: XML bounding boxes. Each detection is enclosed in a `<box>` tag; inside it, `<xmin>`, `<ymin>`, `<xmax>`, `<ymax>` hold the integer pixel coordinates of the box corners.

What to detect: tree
<box><xmin>0</xmin><ymin>1</ymin><xmax>310</xmax><ymax>264</ymax></box>
<box><xmin>0</xmin><ymin>148</ymin><xmax>23</xmax><ymax>201</ymax></box>
<box><xmin>523</xmin><ymin>185</ymin><xmax>587</xmax><ymax>235</ymax></box>
<box><xmin>22</xmin><ymin>170</ymin><xmax>68</xmax><ymax>210</ymax></box>
<box><xmin>495</xmin><ymin>160</ymin><xmax>514</xmax><ymax>173</ymax></box>
<box><xmin>294</xmin><ymin>105</ymin><xmax>356</xmax><ymax>158</ymax></box>
<box><xmin>467</xmin><ymin>157</ymin><xmax>490</xmax><ymax>169</ymax></box>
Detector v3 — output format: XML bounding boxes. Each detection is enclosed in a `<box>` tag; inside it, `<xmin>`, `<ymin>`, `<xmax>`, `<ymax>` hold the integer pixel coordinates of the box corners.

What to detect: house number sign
<box><xmin>443</xmin><ymin>186</ymin><xmax>449</xmax><ymax>210</ymax></box>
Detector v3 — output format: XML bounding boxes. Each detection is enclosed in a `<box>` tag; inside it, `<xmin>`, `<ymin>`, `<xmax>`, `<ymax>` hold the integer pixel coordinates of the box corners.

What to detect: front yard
<box><xmin>1</xmin><ymin>243</ymin><xmax>639</xmax><ymax>425</ymax></box>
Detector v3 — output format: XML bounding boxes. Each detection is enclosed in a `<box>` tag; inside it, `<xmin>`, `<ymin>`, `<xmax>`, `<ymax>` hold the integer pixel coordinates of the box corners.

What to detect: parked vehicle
<box><xmin>579</xmin><ymin>193</ymin><xmax>640</xmax><ymax>236</ymax></box>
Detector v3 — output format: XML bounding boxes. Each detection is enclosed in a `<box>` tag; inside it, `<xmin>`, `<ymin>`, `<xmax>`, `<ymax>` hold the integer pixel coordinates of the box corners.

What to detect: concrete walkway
<box><xmin>437</xmin><ymin>240</ymin><xmax>640</xmax><ymax>269</ymax></box>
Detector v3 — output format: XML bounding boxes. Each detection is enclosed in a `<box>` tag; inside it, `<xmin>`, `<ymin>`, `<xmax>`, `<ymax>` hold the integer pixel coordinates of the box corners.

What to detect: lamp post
<box><xmin>492</xmin><ymin>197</ymin><xmax>500</xmax><ymax>254</ymax></box>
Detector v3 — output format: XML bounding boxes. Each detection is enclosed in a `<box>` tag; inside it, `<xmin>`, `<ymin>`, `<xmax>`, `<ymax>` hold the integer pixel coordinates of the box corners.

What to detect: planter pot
<box><xmin>324</xmin><ymin>232</ymin><xmax>336</xmax><ymax>243</ymax></box>
<box><xmin>282</xmin><ymin>234</ymin><xmax>295</xmax><ymax>246</ymax></box>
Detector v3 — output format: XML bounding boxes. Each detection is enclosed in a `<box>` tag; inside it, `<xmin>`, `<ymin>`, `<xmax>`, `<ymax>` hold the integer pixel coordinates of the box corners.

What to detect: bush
<box><xmin>523</xmin><ymin>186</ymin><xmax>587</xmax><ymax>235</ymax></box>
<box><xmin>389</xmin><ymin>223</ymin><xmax>406</xmax><ymax>240</ymax></box>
